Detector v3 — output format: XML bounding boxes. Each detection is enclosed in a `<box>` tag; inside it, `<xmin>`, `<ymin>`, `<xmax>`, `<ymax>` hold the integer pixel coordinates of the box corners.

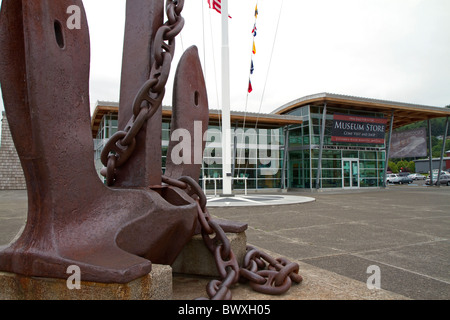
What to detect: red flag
<box><xmin>248</xmin><ymin>79</ymin><xmax>253</xmax><ymax>93</ymax></box>
<box><xmin>207</xmin><ymin>0</ymin><xmax>232</xmax><ymax>18</ymax></box>
<box><xmin>252</xmin><ymin>24</ymin><xmax>257</xmax><ymax>37</ymax></box>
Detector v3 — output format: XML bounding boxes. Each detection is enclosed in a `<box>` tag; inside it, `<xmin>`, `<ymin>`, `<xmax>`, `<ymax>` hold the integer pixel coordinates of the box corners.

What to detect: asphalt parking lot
<box><xmin>208</xmin><ymin>184</ymin><xmax>450</xmax><ymax>300</ymax></box>
<box><xmin>1</xmin><ymin>184</ymin><xmax>449</xmax><ymax>300</ymax></box>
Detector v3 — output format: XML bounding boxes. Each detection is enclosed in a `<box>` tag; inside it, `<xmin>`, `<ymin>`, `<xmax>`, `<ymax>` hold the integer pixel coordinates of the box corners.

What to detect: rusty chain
<box><xmin>100</xmin><ymin>0</ymin><xmax>185</xmax><ymax>186</ymax></box>
<box><xmin>162</xmin><ymin>175</ymin><xmax>302</xmax><ymax>300</ymax></box>
<box><xmin>240</xmin><ymin>246</ymin><xmax>303</xmax><ymax>295</ymax></box>
<box><xmin>98</xmin><ymin>0</ymin><xmax>301</xmax><ymax>299</ymax></box>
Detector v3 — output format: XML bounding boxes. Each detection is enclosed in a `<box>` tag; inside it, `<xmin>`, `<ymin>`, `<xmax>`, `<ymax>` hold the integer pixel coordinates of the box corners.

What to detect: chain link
<box><xmin>241</xmin><ymin>245</ymin><xmax>303</xmax><ymax>295</ymax></box>
<box><xmin>162</xmin><ymin>175</ymin><xmax>302</xmax><ymax>300</ymax></box>
<box><xmin>100</xmin><ymin>0</ymin><xmax>185</xmax><ymax>186</ymax></box>
<box><xmin>99</xmin><ymin>0</ymin><xmax>301</xmax><ymax>298</ymax></box>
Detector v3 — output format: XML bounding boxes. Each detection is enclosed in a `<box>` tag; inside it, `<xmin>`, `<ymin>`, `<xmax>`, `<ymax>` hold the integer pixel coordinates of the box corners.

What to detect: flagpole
<box><xmin>221</xmin><ymin>0</ymin><xmax>233</xmax><ymax>196</ymax></box>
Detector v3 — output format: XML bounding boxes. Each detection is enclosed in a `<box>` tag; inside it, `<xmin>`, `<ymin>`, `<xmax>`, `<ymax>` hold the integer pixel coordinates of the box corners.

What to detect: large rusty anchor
<box><xmin>0</xmin><ymin>0</ymin><xmax>199</xmax><ymax>283</ymax></box>
<box><xmin>0</xmin><ymin>0</ymin><xmax>302</xmax><ymax>299</ymax></box>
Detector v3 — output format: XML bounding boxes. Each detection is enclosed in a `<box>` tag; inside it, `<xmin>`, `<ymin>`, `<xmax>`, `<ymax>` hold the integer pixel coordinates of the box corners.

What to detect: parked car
<box><xmin>397</xmin><ymin>175</ymin><xmax>413</xmax><ymax>184</ymax></box>
<box><xmin>386</xmin><ymin>173</ymin><xmax>412</xmax><ymax>184</ymax></box>
<box><xmin>427</xmin><ymin>171</ymin><xmax>450</xmax><ymax>181</ymax></box>
<box><xmin>426</xmin><ymin>174</ymin><xmax>450</xmax><ymax>186</ymax></box>
<box><xmin>386</xmin><ymin>174</ymin><xmax>400</xmax><ymax>184</ymax></box>
<box><xmin>407</xmin><ymin>173</ymin><xmax>426</xmax><ymax>180</ymax></box>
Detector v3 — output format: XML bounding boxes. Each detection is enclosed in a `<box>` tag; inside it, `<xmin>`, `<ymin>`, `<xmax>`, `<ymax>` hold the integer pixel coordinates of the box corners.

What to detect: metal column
<box><xmin>281</xmin><ymin>126</ymin><xmax>289</xmax><ymax>190</ymax></box>
<box><xmin>231</xmin><ymin>121</ymin><xmax>239</xmax><ymax>179</ymax></box>
<box><xmin>437</xmin><ymin>116</ymin><xmax>449</xmax><ymax>186</ymax></box>
<box><xmin>428</xmin><ymin>119</ymin><xmax>433</xmax><ymax>185</ymax></box>
<box><xmin>315</xmin><ymin>103</ymin><xmax>327</xmax><ymax>189</ymax></box>
<box><xmin>221</xmin><ymin>0</ymin><xmax>233</xmax><ymax>195</ymax></box>
<box><xmin>383</xmin><ymin>110</ymin><xmax>394</xmax><ymax>188</ymax></box>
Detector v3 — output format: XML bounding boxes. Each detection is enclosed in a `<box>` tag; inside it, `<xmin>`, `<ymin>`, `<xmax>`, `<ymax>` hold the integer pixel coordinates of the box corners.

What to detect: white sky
<box><xmin>1</xmin><ymin>0</ymin><xmax>450</xmax><ymax>119</ymax></box>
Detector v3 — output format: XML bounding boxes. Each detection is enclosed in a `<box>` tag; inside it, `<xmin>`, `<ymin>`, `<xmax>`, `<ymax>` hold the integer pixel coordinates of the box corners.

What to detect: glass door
<box><xmin>291</xmin><ymin>161</ymin><xmax>300</xmax><ymax>188</ymax></box>
<box><xmin>342</xmin><ymin>158</ymin><xmax>359</xmax><ymax>189</ymax></box>
<box><xmin>290</xmin><ymin>160</ymin><xmax>306</xmax><ymax>188</ymax></box>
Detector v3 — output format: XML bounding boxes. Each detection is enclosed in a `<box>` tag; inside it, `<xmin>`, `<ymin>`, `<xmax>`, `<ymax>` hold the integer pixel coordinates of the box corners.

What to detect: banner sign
<box><xmin>389</xmin><ymin>127</ymin><xmax>427</xmax><ymax>158</ymax></box>
<box><xmin>331</xmin><ymin>113</ymin><xmax>388</xmax><ymax>144</ymax></box>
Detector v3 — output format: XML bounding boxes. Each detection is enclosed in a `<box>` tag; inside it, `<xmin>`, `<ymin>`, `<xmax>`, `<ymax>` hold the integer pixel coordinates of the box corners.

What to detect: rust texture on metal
<box><xmin>102</xmin><ymin>0</ymin><xmax>182</xmax><ymax>187</ymax></box>
<box><xmin>0</xmin><ymin>0</ymin><xmax>302</xmax><ymax>299</ymax></box>
<box><xmin>164</xmin><ymin>45</ymin><xmax>209</xmax><ymax>184</ymax></box>
<box><xmin>0</xmin><ymin>0</ymin><xmax>196</xmax><ymax>283</ymax></box>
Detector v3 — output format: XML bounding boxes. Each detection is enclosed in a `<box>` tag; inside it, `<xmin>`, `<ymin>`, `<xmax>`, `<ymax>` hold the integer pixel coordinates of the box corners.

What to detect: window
<box><xmin>96</xmin><ymin>113</ymin><xmax>118</xmax><ymax>140</ymax></box>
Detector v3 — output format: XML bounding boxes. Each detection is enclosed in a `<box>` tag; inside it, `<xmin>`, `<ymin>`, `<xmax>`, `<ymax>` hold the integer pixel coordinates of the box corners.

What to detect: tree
<box><xmin>408</xmin><ymin>161</ymin><xmax>416</xmax><ymax>173</ymax></box>
<box><xmin>396</xmin><ymin>160</ymin><xmax>414</xmax><ymax>173</ymax></box>
<box><xmin>431</xmin><ymin>139</ymin><xmax>450</xmax><ymax>158</ymax></box>
<box><xmin>388</xmin><ymin>161</ymin><xmax>398</xmax><ymax>173</ymax></box>
<box><xmin>388</xmin><ymin>160</ymin><xmax>415</xmax><ymax>173</ymax></box>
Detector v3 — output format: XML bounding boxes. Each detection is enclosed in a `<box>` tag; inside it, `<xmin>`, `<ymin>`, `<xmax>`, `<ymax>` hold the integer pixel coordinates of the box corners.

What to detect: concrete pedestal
<box><xmin>172</xmin><ymin>232</ymin><xmax>247</xmax><ymax>277</ymax></box>
<box><xmin>0</xmin><ymin>264</ymin><xmax>172</xmax><ymax>300</ymax></box>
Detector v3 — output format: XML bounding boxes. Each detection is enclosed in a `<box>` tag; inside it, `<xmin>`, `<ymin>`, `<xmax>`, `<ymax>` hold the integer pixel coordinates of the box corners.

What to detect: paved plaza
<box><xmin>0</xmin><ymin>184</ymin><xmax>449</xmax><ymax>300</ymax></box>
<box><xmin>207</xmin><ymin>185</ymin><xmax>450</xmax><ymax>300</ymax></box>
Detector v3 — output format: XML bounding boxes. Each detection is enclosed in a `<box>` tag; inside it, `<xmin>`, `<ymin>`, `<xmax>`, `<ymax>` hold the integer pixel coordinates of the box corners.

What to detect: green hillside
<box><xmin>388</xmin><ymin>106</ymin><xmax>450</xmax><ymax>173</ymax></box>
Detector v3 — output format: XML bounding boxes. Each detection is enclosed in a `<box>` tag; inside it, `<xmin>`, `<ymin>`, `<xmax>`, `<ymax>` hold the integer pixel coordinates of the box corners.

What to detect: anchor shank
<box><xmin>116</xmin><ymin>0</ymin><xmax>164</xmax><ymax>187</ymax></box>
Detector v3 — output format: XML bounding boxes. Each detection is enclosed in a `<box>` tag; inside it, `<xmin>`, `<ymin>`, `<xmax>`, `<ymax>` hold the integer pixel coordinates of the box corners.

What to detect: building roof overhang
<box><xmin>91</xmin><ymin>102</ymin><xmax>119</xmax><ymax>138</ymax></box>
<box><xmin>91</xmin><ymin>102</ymin><xmax>303</xmax><ymax>138</ymax></box>
<box><xmin>272</xmin><ymin>93</ymin><xmax>450</xmax><ymax>130</ymax></box>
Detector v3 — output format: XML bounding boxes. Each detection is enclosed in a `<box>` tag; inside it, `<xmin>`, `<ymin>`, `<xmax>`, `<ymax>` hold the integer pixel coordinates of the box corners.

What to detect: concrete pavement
<box><xmin>206</xmin><ymin>185</ymin><xmax>450</xmax><ymax>300</ymax></box>
<box><xmin>206</xmin><ymin>194</ymin><xmax>315</xmax><ymax>207</ymax></box>
<box><xmin>1</xmin><ymin>185</ymin><xmax>449</xmax><ymax>300</ymax></box>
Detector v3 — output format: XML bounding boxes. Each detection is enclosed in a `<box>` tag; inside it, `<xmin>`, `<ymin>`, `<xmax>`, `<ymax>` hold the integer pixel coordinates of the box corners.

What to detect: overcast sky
<box><xmin>1</xmin><ymin>0</ymin><xmax>450</xmax><ymax>119</ymax></box>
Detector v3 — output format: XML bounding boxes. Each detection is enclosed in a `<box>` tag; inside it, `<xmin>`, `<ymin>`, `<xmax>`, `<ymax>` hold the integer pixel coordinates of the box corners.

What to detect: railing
<box><xmin>202</xmin><ymin>177</ymin><xmax>248</xmax><ymax>197</ymax></box>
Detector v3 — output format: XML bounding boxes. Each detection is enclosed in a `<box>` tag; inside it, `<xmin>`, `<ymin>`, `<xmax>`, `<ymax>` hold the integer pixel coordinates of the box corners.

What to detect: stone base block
<box><xmin>0</xmin><ymin>264</ymin><xmax>172</xmax><ymax>300</ymax></box>
<box><xmin>172</xmin><ymin>232</ymin><xmax>247</xmax><ymax>277</ymax></box>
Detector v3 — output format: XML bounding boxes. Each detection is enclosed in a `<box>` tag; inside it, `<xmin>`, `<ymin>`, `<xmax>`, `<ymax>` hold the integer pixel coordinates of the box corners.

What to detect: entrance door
<box><xmin>291</xmin><ymin>161</ymin><xmax>300</xmax><ymax>188</ymax></box>
<box><xmin>342</xmin><ymin>158</ymin><xmax>359</xmax><ymax>189</ymax></box>
<box><xmin>289</xmin><ymin>158</ymin><xmax>309</xmax><ymax>188</ymax></box>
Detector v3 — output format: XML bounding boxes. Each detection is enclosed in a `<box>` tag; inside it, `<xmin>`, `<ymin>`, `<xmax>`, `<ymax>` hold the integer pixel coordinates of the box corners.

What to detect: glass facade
<box><xmin>286</xmin><ymin>105</ymin><xmax>386</xmax><ymax>190</ymax></box>
<box><xmin>94</xmin><ymin>117</ymin><xmax>285</xmax><ymax>191</ymax></box>
<box><xmin>162</xmin><ymin>120</ymin><xmax>284</xmax><ymax>191</ymax></box>
<box><xmin>93</xmin><ymin>104</ymin><xmax>387</xmax><ymax>191</ymax></box>
<box><xmin>94</xmin><ymin>113</ymin><xmax>118</xmax><ymax>178</ymax></box>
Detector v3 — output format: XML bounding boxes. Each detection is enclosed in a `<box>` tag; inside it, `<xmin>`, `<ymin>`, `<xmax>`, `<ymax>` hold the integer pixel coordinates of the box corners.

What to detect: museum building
<box><xmin>1</xmin><ymin>93</ymin><xmax>449</xmax><ymax>191</ymax></box>
<box><xmin>90</xmin><ymin>93</ymin><xmax>450</xmax><ymax>192</ymax></box>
